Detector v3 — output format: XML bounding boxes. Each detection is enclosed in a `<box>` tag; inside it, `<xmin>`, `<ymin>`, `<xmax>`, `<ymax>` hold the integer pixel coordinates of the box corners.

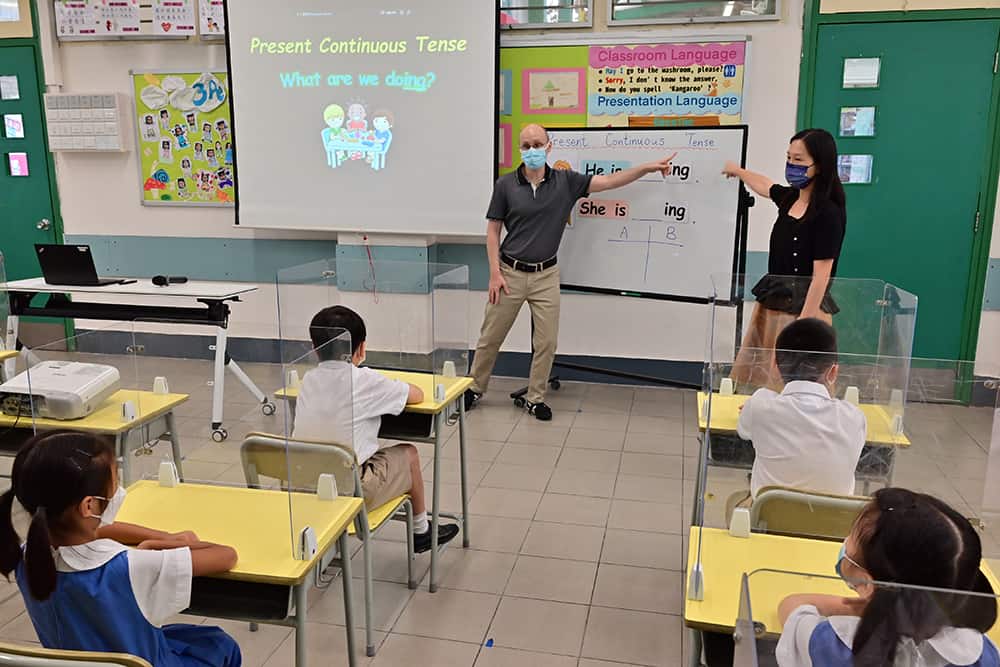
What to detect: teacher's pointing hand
<box><xmin>646</xmin><ymin>152</ymin><xmax>678</xmax><ymax>178</ymax></box>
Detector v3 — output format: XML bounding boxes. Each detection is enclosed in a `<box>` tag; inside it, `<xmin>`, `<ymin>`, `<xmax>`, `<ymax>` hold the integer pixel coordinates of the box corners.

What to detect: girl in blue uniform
<box><xmin>778</xmin><ymin>487</ymin><xmax>999</xmax><ymax>666</ymax></box>
<box><xmin>0</xmin><ymin>430</ymin><xmax>242</xmax><ymax>666</ymax></box>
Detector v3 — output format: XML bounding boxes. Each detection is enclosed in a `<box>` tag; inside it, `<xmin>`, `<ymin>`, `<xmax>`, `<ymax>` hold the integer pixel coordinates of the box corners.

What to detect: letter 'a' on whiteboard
<box><xmin>842</xmin><ymin>57</ymin><xmax>880</xmax><ymax>89</ymax></box>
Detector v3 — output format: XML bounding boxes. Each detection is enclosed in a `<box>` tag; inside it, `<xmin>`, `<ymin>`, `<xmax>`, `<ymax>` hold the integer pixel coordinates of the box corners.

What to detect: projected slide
<box><xmin>226</xmin><ymin>2</ymin><xmax>497</xmax><ymax>234</ymax></box>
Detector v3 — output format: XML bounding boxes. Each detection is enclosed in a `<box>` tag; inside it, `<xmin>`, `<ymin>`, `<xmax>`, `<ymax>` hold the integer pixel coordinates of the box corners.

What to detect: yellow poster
<box><xmin>586</xmin><ymin>42</ymin><xmax>746</xmax><ymax>127</ymax></box>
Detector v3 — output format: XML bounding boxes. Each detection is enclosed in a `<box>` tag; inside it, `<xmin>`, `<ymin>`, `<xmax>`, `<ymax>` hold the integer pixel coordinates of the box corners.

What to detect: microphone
<box><xmin>152</xmin><ymin>275</ymin><xmax>189</xmax><ymax>287</ymax></box>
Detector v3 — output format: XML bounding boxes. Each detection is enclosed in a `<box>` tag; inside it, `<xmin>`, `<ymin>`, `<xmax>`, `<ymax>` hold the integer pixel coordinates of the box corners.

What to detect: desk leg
<box><xmin>429</xmin><ymin>412</ymin><xmax>443</xmax><ymax>593</ymax></box>
<box><xmin>3</xmin><ymin>315</ymin><xmax>17</xmax><ymax>379</ymax></box>
<box><xmin>339</xmin><ymin>531</ymin><xmax>358</xmax><ymax>667</ymax></box>
<box><xmin>689</xmin><ymin>628</ymin><xmax>703</xmax><ymax>667</ymax></box>
<box><xmin>293</xmin><ymin>581</ymin><xmax>308</xmax><ymax>667</ymax></box>
<box><xmin>226</xmin><ymin>358</ymin><xmax>269</xmax><ymax>406</ymax></box>
<box><xmin>211</xmin><ymin>327</ymin><xmax>228</xmax><ymax>438</ymax></box>
<box><xmin>117</xmin><ymin>433</ymin><xmax>131</xmax><ymax>487</ymax></box>
<box><xmin>458</xmin><ymin>397</ymin><xmax>469</xmax><ymax>548</ymax></box>
<box><xmin>164</xmin><ymin>411</ymin><xmax>184</xmax><ymax>481</ymax></box>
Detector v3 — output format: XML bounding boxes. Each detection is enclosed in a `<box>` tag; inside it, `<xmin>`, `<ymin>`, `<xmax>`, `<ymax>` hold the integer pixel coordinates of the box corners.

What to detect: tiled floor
<box><xmin>0</xmin><ymin>355</ymin><xmax>997</xmax><ymax>667</ymax></box>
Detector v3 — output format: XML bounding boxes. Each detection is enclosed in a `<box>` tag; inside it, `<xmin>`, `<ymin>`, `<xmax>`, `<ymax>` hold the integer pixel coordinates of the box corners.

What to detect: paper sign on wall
<box><xmin>587</xmin><ymin>42</ymin><xmax>746</xmax><ymax>127</ymax></box>
<box><xmin>0</xmin><ymin>75</ymin><xmax>20</xmax><ymax>100</ymax></box>
<box><xmin>7</xmin><ymin>152</ymin><xmax>28</xmax><ymax>176</ymax></box>
<box><xmin>132</xmin><ymin>70</ymin><xmax>235</xmax><ymax>206</ymax></box>
<box><xmin>3</xmin><ymin>114</ymin><xmax>24</xmax><ymax>139</ymax></box>
<box><xmin>54</xmin><ymin>0</ymin><xmax>140</xmax><ymax>37</ymax></box>
<box><xmin>153</xmin><ymin>0</ymin><xmax>195</xmax><ymax>36</ymax></box>
<box><xmin>198</xmin><ymin>0</ymin><xmax>225</xmax><ymax>35</ymax></box>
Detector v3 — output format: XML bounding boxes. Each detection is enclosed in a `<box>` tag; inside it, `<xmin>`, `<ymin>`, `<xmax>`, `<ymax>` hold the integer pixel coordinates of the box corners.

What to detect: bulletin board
<box><xmin>131</xmin><ymin>70</ymin><xmax>235</xmax><ymax>207</ymax></box>
<box><xmin>498</xmin><ymin>40</ymin><xmax>747</xmax><ymax>175</ymax></box>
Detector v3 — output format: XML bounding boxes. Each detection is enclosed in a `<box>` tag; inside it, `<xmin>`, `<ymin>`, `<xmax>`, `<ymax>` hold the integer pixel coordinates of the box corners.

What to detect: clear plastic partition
<box><xmin>4</xmin><ymin>323</ymin><xmax>139</xmax><ymax>475</ymax></box>
<box><xmin>734</xmin><ymin>569</ymin><xmax>1000</xmax><ymax>664</ymax></box>
<box><xmin>276</xmin><ymin>328</ymin><xmax>354</xmax><ymax>560</ymax></box>
<box><xmin>692</xmin><ymin>355</ymin><xmax>1000</xmax><ymax>560</ymax></box>
<box><xmin>706</xmin><ymin>273</ymin><xmax>918</xmax><ymax>389</ymax></box>
<box><xmin>276</xmin><ymin>257</ymin><xmax>470</xmax><ymax>402</ymax></box>
<box><xmin>0</xmin><ymin>253</ymin><xmax>12</xmax><ymax>382</ymax></box>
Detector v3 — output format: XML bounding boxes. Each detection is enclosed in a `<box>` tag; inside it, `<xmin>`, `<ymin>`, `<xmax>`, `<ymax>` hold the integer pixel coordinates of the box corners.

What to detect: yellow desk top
<box><xmin>117</xmin><ymin>480</ymin><xmax>363</xmax><ymax>586</ymax></box>
<box><xmin>275</xmin><ymin>368</ymin><xmax>473</xmax><ymax>415</ymax></box>
<box><xmin>696</xmin><ymin>392</ymin><xmax>910</xmax><ymax>447</ymax></box>
<box><xmin>0</xmin><ymin>390</ymin><xmax>188</xmax><ymax>434</ymax></box>
<box><xmin>0</xmin><ymin>351</ymin><xmax>15</xmax><ymax>362</ymax></box>
<box><xmin>685</xmin><ymin>527</ymin><xmax>1000</xmax><ymax>641</ymax></box>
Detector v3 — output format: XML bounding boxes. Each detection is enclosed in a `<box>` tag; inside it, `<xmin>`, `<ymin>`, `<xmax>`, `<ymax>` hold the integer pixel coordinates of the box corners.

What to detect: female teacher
<box><xmin>722</xmin><ymin>128</ymin><xmax>847</xmax><ymax>387</ymax></box>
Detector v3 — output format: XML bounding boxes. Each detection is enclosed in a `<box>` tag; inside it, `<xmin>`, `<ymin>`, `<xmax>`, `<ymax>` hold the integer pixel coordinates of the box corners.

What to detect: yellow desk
<box><xmin>684</xmin><ymin>527</ymin><xmax>1000</xmax><ymax>663</ymax></box>
<box><xmin>696</xmin><ymin>392</ymin><xmax>910</xmax><ymax>447</ymax></box>
<box><xmin>275</xmin><ymin>369</ymin><xmax>474</xmax><ymax>593</ymax></box>
<box><xmin>0</xmin><ymin>390</ymin><xmax>188</xmax><ymax>486</ymax></box>
<box><xmin>118</xmin><ymin>480</ymin><xmax>364</xmax><ymax>667</ymax></box>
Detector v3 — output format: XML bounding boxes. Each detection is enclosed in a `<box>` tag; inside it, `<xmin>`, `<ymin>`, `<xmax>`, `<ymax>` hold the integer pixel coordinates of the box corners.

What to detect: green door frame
<box><xmin>1</xmin><ymin>0</ymin><xmax>68</xmax><ymax>338</ymax></box>
<box><xmin>797</xmin><ymin>1</ymin><xmax>1000</xmax><ymax>369</ymax></box>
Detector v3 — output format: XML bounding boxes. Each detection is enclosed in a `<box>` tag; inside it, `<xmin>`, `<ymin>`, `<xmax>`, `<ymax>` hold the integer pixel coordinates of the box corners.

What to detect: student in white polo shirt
<box><xmin>738</xmin><ymin>317</ymin><xmax>866</xmax><ymax>499</ymax></box>
<box><xmin>293</xmin><ymin>306</ymin><xmax>460</xmax><ymax>553</ymax></box>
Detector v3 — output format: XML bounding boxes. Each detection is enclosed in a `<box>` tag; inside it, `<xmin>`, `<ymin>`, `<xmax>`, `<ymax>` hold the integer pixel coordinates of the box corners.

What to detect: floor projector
<box><xmin>0</xmin><ymin>361</ymin><xmax>121</xmax><ymax>420</ymax></box>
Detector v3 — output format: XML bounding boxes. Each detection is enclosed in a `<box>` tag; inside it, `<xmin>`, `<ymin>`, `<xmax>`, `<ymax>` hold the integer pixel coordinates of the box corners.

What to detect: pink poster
<box><xmin>7</xmin><ymin>152</ymin><xmax>28</xmax><ymax>177</ymax></box>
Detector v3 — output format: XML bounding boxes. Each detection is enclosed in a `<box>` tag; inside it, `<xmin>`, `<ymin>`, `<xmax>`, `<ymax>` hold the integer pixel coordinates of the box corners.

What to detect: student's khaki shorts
<box><xmin>360</xmin><ymin>445</ymin><xmax>413</xmax><ymax>510</ymax></box>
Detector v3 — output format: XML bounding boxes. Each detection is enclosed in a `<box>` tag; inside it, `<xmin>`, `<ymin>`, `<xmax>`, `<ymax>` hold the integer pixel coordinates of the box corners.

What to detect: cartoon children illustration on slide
<box><xmin>371</xmin><ymin>110</ymin><xmax>393</xmax><ymax>171</ymax></box>
<box><xmin>322</xmin><ymin>102</ymin><xmax>395</xmax><ymax>171</ymax></box>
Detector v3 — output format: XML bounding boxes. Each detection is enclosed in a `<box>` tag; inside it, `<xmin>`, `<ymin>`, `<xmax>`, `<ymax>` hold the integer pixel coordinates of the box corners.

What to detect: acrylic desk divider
<box><xmin>0</xmin><ymin>251</ymin><xmax>10</xmax><ymax>380</ymax></box>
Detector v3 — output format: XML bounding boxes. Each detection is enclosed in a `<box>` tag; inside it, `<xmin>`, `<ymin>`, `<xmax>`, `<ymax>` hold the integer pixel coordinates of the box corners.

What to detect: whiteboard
<box><xmin>550</xmin><ymin>127</ymin><xmax>747</xmax><ymax>301</ymax></box>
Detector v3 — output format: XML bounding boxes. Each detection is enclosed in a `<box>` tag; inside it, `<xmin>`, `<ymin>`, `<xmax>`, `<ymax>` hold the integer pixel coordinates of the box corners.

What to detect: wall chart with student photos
<box><xmin>131</xmin><ymin>70</ymin><xmax>235</xmax><ymax>206</ymax></box>
<box><xmin>53</xmin><ymin>0</ymin><xmax>196</xmax><ymax>40</ymax></box>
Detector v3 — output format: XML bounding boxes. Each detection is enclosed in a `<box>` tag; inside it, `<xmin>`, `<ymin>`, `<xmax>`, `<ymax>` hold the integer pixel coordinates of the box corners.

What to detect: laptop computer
<box><xmin>35</xmin><ymin>244</ymin><xmax>131</xmax><ymax>287</ymax></box>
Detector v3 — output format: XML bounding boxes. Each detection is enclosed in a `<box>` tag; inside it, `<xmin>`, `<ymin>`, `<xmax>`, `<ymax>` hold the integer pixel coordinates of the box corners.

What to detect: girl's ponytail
<box><xmin>0</xmin><ymin>490</ymin><xmax>23</xmax><ymax>578</ymax></box>
<box><xmin>24</xmin><ymin>507</ymin><xmax>57</xmax><ymax>601</ymax></box>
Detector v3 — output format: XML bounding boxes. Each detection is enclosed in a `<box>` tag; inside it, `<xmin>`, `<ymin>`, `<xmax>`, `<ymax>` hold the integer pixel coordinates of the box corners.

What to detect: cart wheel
<box><xmin>211</xmin><ymin>428</ymin><xmax>228</xmax><ymax>443</ymax></box>
<box><xmin>549</xmin><ymin>379</ymin><xmax>561</xmax><ymax>390</ymax></box>
<box><xmin>513</xmin><ymin>397</ymin><xmax>526</xmax><ymax>408</ymax></box>
<box><xmin>261</xmin><ymin>401</ymin><xmax>276</xmax><ymax>416</ymax></box>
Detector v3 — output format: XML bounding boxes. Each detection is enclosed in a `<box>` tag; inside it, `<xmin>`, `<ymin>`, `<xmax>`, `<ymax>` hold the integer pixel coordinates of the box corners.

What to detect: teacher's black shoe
<box><xmin>463</xmin><ymin>389</ymin><xmax>482</xmax><ymax>412</ymax></box>
<box><xmin>414</xmin><ymin>523</ymin><xmax>460</xmax><ymax>553</ymax></box>
<box><xmin>526</xmin><ymin>401</ymin><xmax>553</xmax><ymax>421</ymax></box>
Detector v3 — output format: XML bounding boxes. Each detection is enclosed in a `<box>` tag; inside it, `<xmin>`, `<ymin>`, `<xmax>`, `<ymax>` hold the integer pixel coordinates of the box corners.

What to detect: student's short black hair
<box><xmin>773</xmin><ymin>318</ymin><xmax>838</xmax><ymax>382</ymax></box>
<box><xmin>309</xmin><ymin>305</ymin><xmax>365</xmax><ymax>360</ymax></box>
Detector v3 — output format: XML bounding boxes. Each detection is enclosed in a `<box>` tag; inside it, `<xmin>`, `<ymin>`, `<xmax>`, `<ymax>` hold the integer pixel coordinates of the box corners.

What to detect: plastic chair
<box><xmin>240</xmin><ymin>432</ymin><xmax>414</xmax><ymax>657</ymax></box>
<box><xmin>750</xmin><ymin>485</ymin><xmax>870</xmax><ymax>540</ymax></box>
<box><xmin>0</xmin><ymin>641</ymin><xmax>151</xmax><ymax>666</ymax></box>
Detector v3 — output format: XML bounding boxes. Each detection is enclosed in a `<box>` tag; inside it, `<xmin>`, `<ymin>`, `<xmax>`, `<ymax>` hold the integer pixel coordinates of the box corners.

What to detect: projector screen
<box><xmin>225</xmin><ymin>1</ymin><xmax>497</xmax><ymax>234</ymax></box>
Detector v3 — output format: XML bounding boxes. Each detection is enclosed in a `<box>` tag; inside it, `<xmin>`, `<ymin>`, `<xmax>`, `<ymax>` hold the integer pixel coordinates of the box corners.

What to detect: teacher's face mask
<box><xmin>785</xmin><ymin>162</ymin><xmax>813</xmax><ymax>189</ymax></box>
<box><xmin>521</xmin><ymin>147</ymin><xmax>548</xmax><ymax>170</ymax></box>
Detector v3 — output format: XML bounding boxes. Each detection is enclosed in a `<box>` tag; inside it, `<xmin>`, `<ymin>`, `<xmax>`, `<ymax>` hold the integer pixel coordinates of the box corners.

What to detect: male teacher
<box><xmin>465</xmin><ymin>124</ymin><xmax>676</xmax><ymax>421</ymax></box>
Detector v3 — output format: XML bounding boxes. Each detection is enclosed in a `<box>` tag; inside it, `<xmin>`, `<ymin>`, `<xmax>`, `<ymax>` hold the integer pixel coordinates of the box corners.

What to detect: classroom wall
<box><xmin>31</xmin><ymin>1</ymin><xmax>1000</xmax><ymax>375</ymax></box>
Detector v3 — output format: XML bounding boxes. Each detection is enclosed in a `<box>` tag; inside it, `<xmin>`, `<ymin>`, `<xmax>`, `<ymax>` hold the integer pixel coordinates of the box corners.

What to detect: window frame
<box><xmin>606</xmin><ymin>0</ymin><xmax>781</xmax><ymax>26</ymax></box>
<box><xmin>499</xmin><ymin>0</ymin><xmax>594</xmax><ymax>30</ymax></box>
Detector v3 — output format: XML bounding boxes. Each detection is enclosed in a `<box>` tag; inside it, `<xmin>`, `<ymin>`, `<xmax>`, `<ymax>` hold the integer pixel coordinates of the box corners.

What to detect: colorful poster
<box><xmin>587</xmin><ymin>42</ymin><xmax>746</xmax><ymax>127</ymax></box>
<box><xmin>152</xmin><ymin>0</ymin><xmax>195</xmax><ymax>36</ymax></box>
<box><xmin>198</xmin><ymin>0</ymin><xmax>225</xmax><ymax>35</ymax></box>
<box><xmin>54</xmin><ymin>0</ymin><xmax>140</xmax><ymax>37</ymax></box>
<box><xmin>132</xmin><ymin>71</ymin><xmax>235</xmax><ymax>206</ymax></box>
<box><xmin>523</xmin><ymin>68</ymin><xmax>585</xmax><ymax>114</ymax></box>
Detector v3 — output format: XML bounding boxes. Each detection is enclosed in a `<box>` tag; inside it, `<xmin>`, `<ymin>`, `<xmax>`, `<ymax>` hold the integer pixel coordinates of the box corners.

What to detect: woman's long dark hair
<box><xmin>851</xmin><ymin>488</ymin><xmax>995</xmax><ymax>666</ymax></box>
<box><xmin>0</xmin><ymin>431</ymin><xmax>114</xmax><ymax>601</ymax></box>
<box><xmin>784</xmin><ymin>128</ymin><xmax>846</xmax><ymax>219</ymax></box>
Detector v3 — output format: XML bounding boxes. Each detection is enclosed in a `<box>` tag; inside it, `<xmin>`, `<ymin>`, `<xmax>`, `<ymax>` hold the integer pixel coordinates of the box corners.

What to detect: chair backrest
<box><xmin>240</xmin><ymin>432</ymin><xmax>358</xmax><ymax>496</ymax></box>
<box><xmin>750</xmin><ymin>486</ymin><xmax>870</xmax><ymax>540</ymax></box>
<box><xmin>0</xmin><ymin>641</ymin><xmax>151</xmax><ymax>667</ymax></box>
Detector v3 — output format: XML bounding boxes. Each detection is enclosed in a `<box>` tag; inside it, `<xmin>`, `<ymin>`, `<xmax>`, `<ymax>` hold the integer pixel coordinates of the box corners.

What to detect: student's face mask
<box><xmin>785</xmin><ymin>162</ymin><xmax>813</xmax><ymax>189</ymax></box>
<box><xmin>88</xmin><ymin>486</ymin><xmax>126</xmax><ymax>526</ymax></box>
<box><xmin>835</xmin><ymin>540</ymin><xmax>865</xmax><ymax>591</ymax></box>
<box><xmin>521</xmin><ymin>147</ymin><xmax>547</xmax><ymax>170</ymax></box>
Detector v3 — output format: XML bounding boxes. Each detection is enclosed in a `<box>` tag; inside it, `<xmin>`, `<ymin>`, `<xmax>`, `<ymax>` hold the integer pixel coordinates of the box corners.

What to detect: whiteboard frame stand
<box><xmin>508</xmin><ymin>182</ymin><xmax>754</xmax><ymax>395</ymax></box>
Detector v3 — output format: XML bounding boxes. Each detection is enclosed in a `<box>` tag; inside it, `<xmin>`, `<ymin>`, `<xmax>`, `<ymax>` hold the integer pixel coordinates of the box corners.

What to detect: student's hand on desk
<box><xmin>488</xmin><ymin>271</ymin><xmax>509</xmax><ymax>305</ymax></box>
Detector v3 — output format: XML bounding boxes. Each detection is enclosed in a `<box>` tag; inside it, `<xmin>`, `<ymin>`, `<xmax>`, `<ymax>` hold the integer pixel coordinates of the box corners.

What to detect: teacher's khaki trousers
<box><xmin>470</xmin><ymin>263</ymin><xmax>560</xmax><ymax>404</ymax></box>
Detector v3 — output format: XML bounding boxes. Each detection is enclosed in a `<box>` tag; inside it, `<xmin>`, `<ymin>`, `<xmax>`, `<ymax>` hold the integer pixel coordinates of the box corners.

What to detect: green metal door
<box><xmin>0</xmin><ymin>44</ymin><xmax>58</xmax><ymax>280</ymax></box>
<box><xmin>810</xmin><ymin>20</ymin><xmax>1000</xmax><ymax>360</ymax></box>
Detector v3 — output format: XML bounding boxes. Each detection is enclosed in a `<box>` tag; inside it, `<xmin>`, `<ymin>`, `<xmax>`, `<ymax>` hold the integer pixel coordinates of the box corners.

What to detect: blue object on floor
<box><xmin>485</xmin><ymin>639</ymin><xmax>494</xmax><ymax>648</ymax></box>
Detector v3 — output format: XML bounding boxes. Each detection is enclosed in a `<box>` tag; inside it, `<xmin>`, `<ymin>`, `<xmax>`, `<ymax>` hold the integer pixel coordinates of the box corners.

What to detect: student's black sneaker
<box><xmin>414</xmin><ymin>523</ymin><xmax>460</xmax><ymax>553</ymax></box>
<box><xmin>526</xmin><ymin>401</ymin><xmax>553</xmax><ymax>421</ymax></box>
<box><xmin>463</xmin><ymin>389</ymin><xmax>482</xmax><ymax>412</ymax></box>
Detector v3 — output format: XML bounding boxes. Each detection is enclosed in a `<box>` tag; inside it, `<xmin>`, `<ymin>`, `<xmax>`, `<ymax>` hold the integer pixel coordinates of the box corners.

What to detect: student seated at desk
<box><xmin>0</xmin><ymin>431</ymin><xmax>241</xmax><ymax>667</ymax></box>
<box><xmin>778</xmin><ymin>487</ymin><xmax>998</xmax><ymax>666</ymax></box>
<box><xmin>293</xmin><ymin>305</ymin><xmax>460</xmax><ymax>553</ymax></box>
<box><xmin>738</xmin><ymin>318</ymin><xmax>866</xmax><ymax>499</ymax></box>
